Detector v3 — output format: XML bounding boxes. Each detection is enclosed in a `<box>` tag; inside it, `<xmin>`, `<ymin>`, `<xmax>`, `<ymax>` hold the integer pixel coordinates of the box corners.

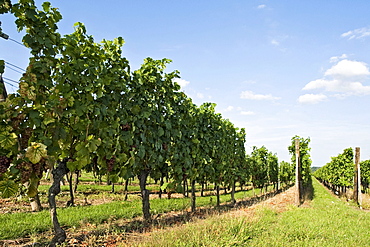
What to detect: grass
<box><xmin>126</xmin><ymin>178</ymin><xmax>370</xmax><ymax>247</ymax></box>
<box><xmin>38</xmin><ymin>183</ymin><xmax>156</xmax><ymax>194</ymax></box>
<box><xmin>4</xmin><ymin>174</ymin><xmax>370</xmax><ymax>246</ymax></box>
<box><xmin>247</xmin><ymin>179</ymin><xmax>370</xmax><ymax>246</ymax></box>
<box><xmin>0</xmin><ymin>181</ymin><xmax>275</xmax><ymax>240</ymax></box>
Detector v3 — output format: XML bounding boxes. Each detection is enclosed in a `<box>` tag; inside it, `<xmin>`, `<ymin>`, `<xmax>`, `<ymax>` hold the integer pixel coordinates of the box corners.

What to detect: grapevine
<box><xmin>0</xmin><ymin>1</ymin><xmax>289</xmax><ymax>245</ymax></box>
<box><xmin>15</xmin><ymin>161</ymin><xmax>33</xmax><ymax>183</ymax></box>
<box><xmin>121</xmin><ymin>124</ymin><xmax>131</xmax><ymax>131</ymax></box>
<box><xmin>106</xmin><ymin>156</ymin><xmax>116</xmax><ymax>173</ymax></box>
<box><xmin>314</xmin><ymin>148</ymin><xmax>354</xmax><ymax>192</ymax></box>
<box><xmin>0</xmin><ymin>155</ymin><xmax>12</xmax><ymax>175</ymax></box>
<box><xmin>19</xmin><ymin>127</ymin><xmax>33</xmax><ymax>150</ymax></box>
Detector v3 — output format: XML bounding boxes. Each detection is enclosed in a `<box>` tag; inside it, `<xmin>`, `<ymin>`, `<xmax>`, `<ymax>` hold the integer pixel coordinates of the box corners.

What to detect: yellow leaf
<box><xmin>25</xmin><ymin>142</ymin><xmax>47</xmax><ymax>164</ymax></box>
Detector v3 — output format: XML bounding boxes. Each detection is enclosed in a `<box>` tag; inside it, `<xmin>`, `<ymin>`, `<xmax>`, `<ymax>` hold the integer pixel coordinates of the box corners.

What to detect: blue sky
<box><xmin>1</xmin><ymin>1</ymin><xmax>370</xmax><ymax>166</ymax></box>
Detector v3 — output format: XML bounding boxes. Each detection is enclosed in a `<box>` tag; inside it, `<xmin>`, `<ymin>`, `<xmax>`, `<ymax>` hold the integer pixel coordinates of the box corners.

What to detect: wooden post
<box><xmin>295</xmin><ymin>139</ymin><xmax>301</xmax><ymax>206</ymax></box>
<box><xmin>354</xmin><ymin>147</ymin><xmax>362</xmax><ymax>207</ymax></box>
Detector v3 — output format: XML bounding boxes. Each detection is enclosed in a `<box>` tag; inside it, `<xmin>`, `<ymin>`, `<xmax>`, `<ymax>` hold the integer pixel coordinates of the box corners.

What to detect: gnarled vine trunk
<box><xmin>159</xmin><ymin>176</ymin><xmax>163</xmax><ymax>199</ymax></box>
<box><xmin>231</xmin><ymin>181</ymin><xmax>236</xmax><ymax>205</ymax></box>
<box><xmin>200</xmin><ymin>182</ymin><xmax>205</xmax><ymax>197</ymax></box>
<box><xmin>191</xmin><ymin>179</ymin><xmax>196</xmax><ymax>212</ymax></box>
<box><xmin>48</xmin><ymin>159</ymin><xmax>69</xmax><ymax>246</ymax></box>
<box><xmin>66</xmin><ymin>172</ymin><xmax>75</xmax><ymax>207</ymax></box>
<box><xmin>73</xmin><ymin>170</ymin><xmax>80</xmax><ymax>193</ymax></box>
<box><xmin>139</xmin><ymin>169</ymin><xmax>151</xmax><ymax>221</ymax></box>
<box><xmin>216</xmin><ymin>184</ymin><xmax>220</xmax><ymax>207</ymax></box>
<box><xmin>124</xmin><ymin>179</ymin><xmax>129</xmax><ymax>201</ymax></box>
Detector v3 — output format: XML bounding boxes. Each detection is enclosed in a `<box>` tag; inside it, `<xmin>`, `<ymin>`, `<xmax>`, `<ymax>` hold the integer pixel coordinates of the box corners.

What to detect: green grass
<box><xmin>38</xmin><ymin>184</ymin><xmax>148</xmax><ymax>194</ymax></box>
<box><xmin>244</xmin><ymin>179</ymin><xmax>370</xmax><ymax>246</ymax></box>
<box><xmin>130</xmin><ymin>178</ymin><xmax>370</xmax><ymax>247</ymax></box>
<box><xmin>0</xmin><ymin>184</ymin><xmax>270</xmax><ymax>240</ymax></box>
<box><xmin>0</xmin><ymin>201</ymin><xmax>141</xmax><ymax>240</ymax></box>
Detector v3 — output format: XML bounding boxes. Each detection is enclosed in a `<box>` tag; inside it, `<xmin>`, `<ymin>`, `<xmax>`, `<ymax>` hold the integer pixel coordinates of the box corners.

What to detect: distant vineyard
<box><xmin>314</xmin><ymin>147</ymin><xmax>370</xmax><ymax>196</ymax></box>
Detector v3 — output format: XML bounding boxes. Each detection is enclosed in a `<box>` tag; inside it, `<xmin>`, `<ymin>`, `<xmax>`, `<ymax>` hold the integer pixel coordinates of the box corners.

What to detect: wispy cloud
<box><xmin>240</xmin><ymin>111</ymin><xmax>255</xmax><ymax>115</ymax></box>
<box><xmin>298</xmin><ymin>94</ymin><xmax>328</xmax><ymax>104</ymax></box>
<box><xmin>269</xmin><ymin>35</ymin><xmax>289</xmax><ymax>49</ymax></box>
<box><xmin>196</xmin><ymin>93</ymin><xmax>204</xmax><ymax>99</ymax></box>
<box><xmin>271</xmin><ymin>39</ymin><xmax>279</xmax><ymax>46</ymax></box>
<box><xmin>240</xmin><ymin>90</ymin><xmax>281</xmax><ymax>100</ymax></box>
<box><xmin>173</xmin><ymin>78</ymin><xmax>190</xmax><ymax>88</ymax></box>
<box><xmin>224</xmin><ymin>106</ymin><xmax>234</xmax><ymax>112</ymax></box>
<box><xmin>341</xmin><ymin>27</ymin><xmax>370</xmax><ymax>40</ymax></box>
<box><xmin>257</xmin><ymin>4</ymin><xmax>266</xmax><ymax>9</ymax></box>
<box><xmin>329</xmin><ymin>54</ymin><xmax>347</xmax><ymax>63</ymax></box>
<box><xmin>301</xmin><ymin>59</ymin><xmax>370</xmax><ymax>98</ymax></box>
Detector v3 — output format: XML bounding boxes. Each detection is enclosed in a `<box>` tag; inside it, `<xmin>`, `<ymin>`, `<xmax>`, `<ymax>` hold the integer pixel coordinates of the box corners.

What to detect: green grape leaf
<box><xmin>42</xmin><ymin>2</ymin><xmax>51</xmax><ymax>12</ymax></box>
<box><xmin>109</xmin><ymin>174</ymin><xmax>119</xmax><ymax>183</ymax></box>
<box><xmin>0</xmin><ymin>179</ymin><xmax>19</xmax><ymax>198</ymax></box>
<box><xmin>0</xmin><ymin>132</ymin><xmax>17</xmax><ymax>150</ymax></box>
<box><xmin>27</xmin><ymin>176</ymin><xmax>39</xmax><ymax>198</ymax></box>
<box><xmin>131</xmin><ymin>105</ymin><xmax>141</xmax><ymax>115</ymax></box>
<box><xmin>160</xmin><ymin>182</ymin><xmax>170</xmax><ymax>191</ymax></box>
<box><xmin>158</xmin><ymin>127</ymin><xmax>164</xmax><ymax>137</ymax></box>
<box><xmin>76</xmin><ymin>142</ymin><xmax>89</xmax><ymax>157</ymax></box>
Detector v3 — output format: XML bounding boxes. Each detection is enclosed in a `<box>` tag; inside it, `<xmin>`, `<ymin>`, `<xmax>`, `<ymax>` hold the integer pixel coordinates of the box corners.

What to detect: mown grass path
<box><xmin>128</xmin><ymin>178</ymin><xmax>370</xmax><ymax>247</ymax></box>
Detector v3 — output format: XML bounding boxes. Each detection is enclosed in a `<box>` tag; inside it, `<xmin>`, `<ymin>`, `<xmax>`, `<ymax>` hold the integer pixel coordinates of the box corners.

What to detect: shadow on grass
<box><xmin>71</xmin><ymin>185</ymin><xmax>293</xmax><ymax>243</ymax></box>
<box><xmin>302</xmin><ymin>179</ymin><xmax>315</xmax><ymax>203</ymax></box>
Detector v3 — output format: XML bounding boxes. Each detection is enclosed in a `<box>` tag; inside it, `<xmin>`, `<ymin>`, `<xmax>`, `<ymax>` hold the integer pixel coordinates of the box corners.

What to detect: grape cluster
<box><xmin>107</xmin><ymin>156</ymin><xmax>116</xmax><ymax>172</ymax></box>
<box><xmin>16</xmin><ymin>161</ymin><xmax>33</xmax><ymax>183</ymax></box>
<box><xmin>19</xmin><ymin>127</ymin><xmax>33</xmax><ymax>150</ymax></box>
<box><xmin>129</xmin><ymin>145</ymin><xmax>137</xmax><ymax>152</ymax></box>
<box><xmin>33</xmin><ymin>158</ymin><xmax>46</xmax><ymax>178</ymax></box>
<box><xmin>16</xmin><ymin>159</ymin><xmax>46</xmax><ymax>183</ymax></box>
<box><xmin>121</xmin><ymin>123</ymin><xmax>131</xmax><ymax>131</ymax></box>
<box><xmin>0</xmin><ymin>156</ymin><xmax>12</xmax><ymax>175</ymax></box>
<box><xmin>10</xmin><ymin>114</ymin><xmax>25</xmax><ymax>131</ymax></box>
<box><xmin>162</xmin><ymin>143</ymin><xmax>168</xmax><ymax>151</ymax></box>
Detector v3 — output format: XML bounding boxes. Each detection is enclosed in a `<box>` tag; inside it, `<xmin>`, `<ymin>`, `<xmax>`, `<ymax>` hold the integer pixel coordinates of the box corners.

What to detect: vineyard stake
<box><xmin>354</xmin><ymin>147</ymin><xmax>362</xmax><ymax>208</ymax></box>
<box><xmin>295</xmin><ymin>138</ymin><xmax>301</xmax><ymax>206</ymax></box>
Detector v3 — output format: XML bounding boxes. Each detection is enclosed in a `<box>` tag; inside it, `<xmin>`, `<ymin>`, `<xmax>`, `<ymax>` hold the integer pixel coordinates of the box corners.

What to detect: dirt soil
<box><xmin>227</xmin><ymin>185</ymin><xmax>297</xmax><ymax>219</ymax></box>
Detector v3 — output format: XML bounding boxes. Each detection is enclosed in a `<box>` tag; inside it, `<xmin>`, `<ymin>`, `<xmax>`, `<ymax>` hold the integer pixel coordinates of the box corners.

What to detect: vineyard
<box><xmin>0</xmin><ymin>1</ymin><xmax>299</xmax><ymax>245</ymax></box>
<box><xmin>314</xmin><ymin>147</ymin><xmax>370</xmax><ymax>203</ymax></box>
<box><xmin>1</xmin><ymin>1</ymin><xmax>370</xmax><ymax>246</ymax></box>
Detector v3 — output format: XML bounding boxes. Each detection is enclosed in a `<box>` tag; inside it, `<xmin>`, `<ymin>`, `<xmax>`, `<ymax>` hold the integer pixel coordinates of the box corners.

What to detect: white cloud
<box><xmin>298</xmin><ymin>94</ymin><xmax>328</xmax><ymax>104</ymax></box>
<box><xmin>224</xmin><ymin>106</ymin><xmax>234</xmax><ymax>112</ymax></box>
<box><xmin>257</xmin><ymin>4</ymin><xmax>266</xmax><ymax>9</ymax></box>
<box><xmin>240</xmin><ymin>111</ymin><xmax>255</xmax><ymax>115</ymax></box>
<box><xmin>240</xmin><ymin>90</ymin><xmax>281</xmax><ymax>100</ymax></box>
<box><xmin>196</xmin><ymin>93</ymin><xmax>204</xmax><ymax>99</ymax></box>
<box><xmin>271</xmin><ymin>39</ymin><xmax>279</xmax><ymax>46</ymax></box>
<box><xmin>173</xmin><ymin>78</ymin><xmax>190</xmax><ymax>88</ymax></box>
<box><xmin>330</xmin><ymin>54</ymin><xmax>347</xmax><ymax>63</ymax></box>
<box><xmin>341</xmin><ymin>27</ymin><xmax>370</xmax><ymax>40</ymax></box>
<box><xmin>302</xmin><ymin>59</ymin><xmax>370</xmax><ymax>96</ymax></box>
<box><xmin>332</xmin><ymin>93</ymin><xmax>348</xmax><ymax>100</ymax></box>
<box><xmin>325</xmin><ymin>59</ymin><xmax>370</xmax><ymax>78</ymax></box>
